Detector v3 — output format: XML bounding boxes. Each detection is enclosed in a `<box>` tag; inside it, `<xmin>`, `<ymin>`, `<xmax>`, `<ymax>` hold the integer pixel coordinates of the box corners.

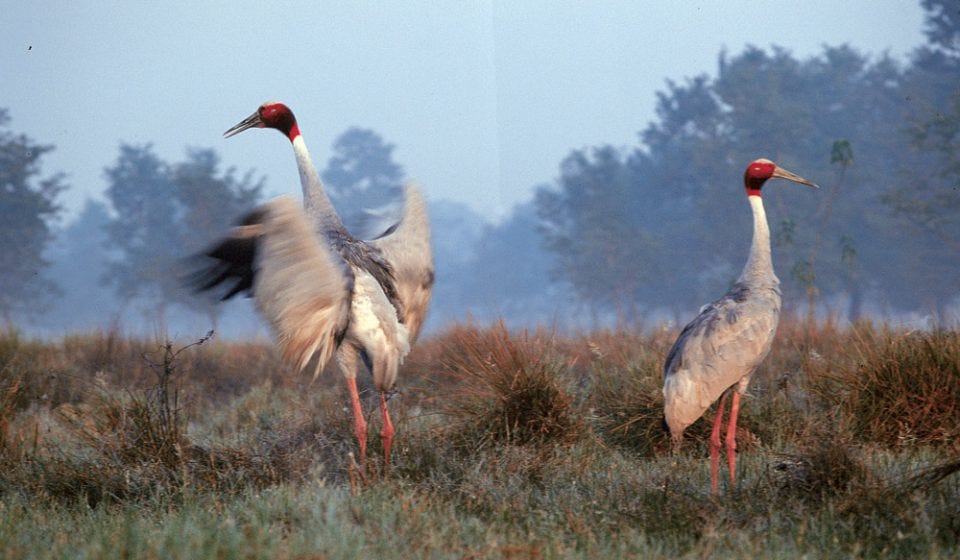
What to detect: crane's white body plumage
<box><xmin>344</xmin><ymin>267</ymin><xmax>410</xmax><ymax>389</ymax></box>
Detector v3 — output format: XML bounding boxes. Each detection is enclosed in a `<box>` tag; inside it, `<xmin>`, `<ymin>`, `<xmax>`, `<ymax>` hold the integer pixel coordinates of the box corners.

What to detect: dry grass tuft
<box><xmin>430</xmin><ymin>322</ymin><xmax>581</xmax><ymax>449</ymax></box>
<box><xmin>772</xmin><ymin>428</ymin><xmax>868</xmax><ymax>501</ymax></box>
<box><xmin>585</xmin><ymin>330</ymin><xmax>672</xmax><ymax>456</ymax></box>
<box><xmin>0</xmin><ymin>333</ymin><xmax>327</xmax><ymax>505</ymax></box>
<box><xmin>0</xmin><ymin>376</ymin><xmax>27</xmax><ymax>458</ymax></box>
<box><xmin>1</xmin><ymin>320</ymin><xmax>960</xmax><ymax>557</ymax></box>
<box><xmin>813</xmin><ymin>328</ymin><xmax>960</xmax><ymax>448</ymax></box>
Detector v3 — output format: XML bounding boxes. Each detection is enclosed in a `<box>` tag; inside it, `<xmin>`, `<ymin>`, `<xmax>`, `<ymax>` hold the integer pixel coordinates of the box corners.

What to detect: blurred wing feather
<box><xmin>253</xmin><ymin>197</ymin><xmax>353</xmax><ymax>377</ymax></box>
<box><xmin>191</xmin><ymin>197</ymin><xmax>352</xmax><ymax>378</ymax></box>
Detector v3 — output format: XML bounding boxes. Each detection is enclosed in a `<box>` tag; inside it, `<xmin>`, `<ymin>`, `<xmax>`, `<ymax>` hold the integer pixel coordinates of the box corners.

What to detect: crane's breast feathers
<box><xmin>348</xmin><ymin>269</ymin><xmax>411</xmax><ymax>390</ymax></box>
<box><xmin>335</xmin><ymin>236</ymin><xmax>403</xmax><ymax>321</ymax></box>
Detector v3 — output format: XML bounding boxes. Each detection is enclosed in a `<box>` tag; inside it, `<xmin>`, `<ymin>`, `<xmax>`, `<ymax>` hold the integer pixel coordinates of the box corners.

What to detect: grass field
<box><xmin>0</xmin><ymin>320</ymin><xmax>958</xmax><ymax>559</ymax></box>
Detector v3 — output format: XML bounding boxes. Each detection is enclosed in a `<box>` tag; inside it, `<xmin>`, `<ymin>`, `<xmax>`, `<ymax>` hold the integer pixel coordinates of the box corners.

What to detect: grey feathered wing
<box><xmin>193</xmin><ymin>196</ymin><xmax>352</xmax><ymax>379</ymax></box>
<box><xmin>662</xmin><ymin>284</ymin><xmax>780</xmax><ymax>432</ymax></box>
<box><xmin>369</xmin><ymin>183</ymin><xmax>434</xmax><ymax>343</ymax></box>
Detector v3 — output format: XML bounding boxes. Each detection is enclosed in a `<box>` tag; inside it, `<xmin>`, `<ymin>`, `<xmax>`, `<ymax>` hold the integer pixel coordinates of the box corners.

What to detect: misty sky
<box><xmin>2</xmin><ymin>1</ymin><xmax>925</xmax><ymax>223</ymax></box>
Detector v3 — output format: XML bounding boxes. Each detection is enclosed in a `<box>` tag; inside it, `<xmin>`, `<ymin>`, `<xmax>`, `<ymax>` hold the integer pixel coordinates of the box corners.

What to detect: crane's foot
<box><xmin>380</xmin><ymin>391</ymin><xmax>395</xmax><ymax>476</ymax></box>
<box><xmin>346</xmin><ymin>377</ymin><xmax>368</xmax><ymax>467</ymax></box>
<box><xmin>725</xmin><ymin>391</ymin><xmax>742</xmax><ymax>491</ymax></box>
<box><xmin>709</xmin><ymin>392</ymin><xmax>728</xmax><ymax>496</ymax></box>
<box><xmin>346</xmin><ymin>451</ymin><xmax>366</xmax><ymax>495</ymax></box>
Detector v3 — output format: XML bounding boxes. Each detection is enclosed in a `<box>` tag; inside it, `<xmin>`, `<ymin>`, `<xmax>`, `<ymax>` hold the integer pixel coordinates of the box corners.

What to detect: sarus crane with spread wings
<box><xmin>191</xmin><ymin>101</ymin><xmax>433</xmax><ymax>471</ymax></box>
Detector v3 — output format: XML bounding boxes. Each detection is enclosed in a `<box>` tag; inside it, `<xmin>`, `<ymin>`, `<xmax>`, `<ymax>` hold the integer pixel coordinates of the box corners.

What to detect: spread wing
<box><xmin>190</xmin><ymin>196</ymin><xmax>352</xmax><ymax>378</ymax></box>
<box><xmin>368</xmin><ymin>183</ymin><xmax>434</xmax><ymax>342</ymax></box>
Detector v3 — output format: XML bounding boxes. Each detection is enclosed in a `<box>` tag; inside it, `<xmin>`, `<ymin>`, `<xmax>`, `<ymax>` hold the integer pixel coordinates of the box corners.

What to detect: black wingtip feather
<box><xmin>184</xmin><ymin>234</ymin><xmax>259</xmax><ymax>302</ymax></box>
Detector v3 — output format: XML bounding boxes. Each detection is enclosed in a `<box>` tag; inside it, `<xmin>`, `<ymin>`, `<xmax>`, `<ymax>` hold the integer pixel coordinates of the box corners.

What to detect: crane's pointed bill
<box><xmin>224</xmin><ymin>111</ymin><xmax>263</xmax><ymax>138</ymax></box>
<box><xmin>772</xmin><ymin>166</ymin><xmax>819</xmax><ymax>189</ymax></box>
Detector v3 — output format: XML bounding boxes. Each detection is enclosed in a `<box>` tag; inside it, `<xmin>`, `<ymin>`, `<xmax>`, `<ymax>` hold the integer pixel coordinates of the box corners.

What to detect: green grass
<box><xmin>0</xmin><ymin>322</ymin><xmax>958</xmax><ymax>559</ymax></box>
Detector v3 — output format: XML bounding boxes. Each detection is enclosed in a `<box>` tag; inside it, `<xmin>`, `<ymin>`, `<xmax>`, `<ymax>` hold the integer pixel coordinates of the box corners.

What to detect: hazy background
<box><xmin>1</xmin><ymin>2</ymin><xmax>924</xmax><ymax>221</ymax></box>
<box><xmin>1</xmin><ymin>1</ymin><xmax>957</xmax><ymax>339</ymax></box>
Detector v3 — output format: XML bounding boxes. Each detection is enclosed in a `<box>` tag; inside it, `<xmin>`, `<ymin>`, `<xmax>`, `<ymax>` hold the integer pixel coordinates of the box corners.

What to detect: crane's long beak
<box><xmin>772</xmin><ymin>166</ymin><xmax>819</xmax><ymax>189</ymax></box>
<box><xmin>224</xmin><ymin>111</ymin><xmax>263</xmax><ymax>138</ymax></box>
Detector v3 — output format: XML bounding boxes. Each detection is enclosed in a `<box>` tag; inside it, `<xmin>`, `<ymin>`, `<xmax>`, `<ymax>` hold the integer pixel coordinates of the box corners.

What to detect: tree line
<box><xmin>1</xmin><ymin>0</ymin><xmax>957</xmax><ymax>333</ymax></box>
<box><xmin>537</xmin><ymin>0</ymin><xmax>959</xmax><ymax>324</ymax></box>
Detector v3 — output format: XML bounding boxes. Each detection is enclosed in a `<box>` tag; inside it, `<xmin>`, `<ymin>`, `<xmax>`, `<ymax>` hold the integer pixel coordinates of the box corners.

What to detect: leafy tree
<box><xmin>889</xmin><ymin>0</ymin><xmax>960</xmax><ymax>253</ymax></box>
<box><xmin>537</xmin><ymin>34</ymin><xmax>960</xmax><ymax>323</ymax></box>
<box><xmin>890</xmin><ymin>91</ymin><xmax>960</xmax><ymax>254</ymax></box>
<box><xmin>920</xmin><ymin>0</ymin><xmax>960</xmax><ymax>54</ymax></box>
<box><xmin>103</xmin><ymin>144</ymin><xmax>181</xmax><ymax>320</ymax></box>
<box><xmin>40</xmin><ymin>199</ymin><xmax>116</xmax><ymax>332</ymax></box>
<box><xmin>0</xmin><ymin>109</ymin><xmax>66</xmax><ymax>322</ymax></box>
<box><xmin>537</xmin><ymin>146</ymin><xmax>658</xmax><ymax>323</ymax></box>
<box><xmin>103</xmin><ymin>144</ymin><xmax>262</xmax><ymax>326</ymax></box>
<box><xmin>321</xmin><ymin>127</ymin><xmax>404</xmax><ymax>229</ymax></box>
<box><xmin>880</xmin><ymin>0</ymin><xmax>960</xmax><ymax>319</ymax></box>
<box><xmin>462</xmin><ymin>200</ymin><xmax>572</xmax><ymax>326</ymax></box>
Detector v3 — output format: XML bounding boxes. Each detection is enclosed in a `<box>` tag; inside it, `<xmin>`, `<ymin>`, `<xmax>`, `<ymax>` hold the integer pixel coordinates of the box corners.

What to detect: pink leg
<box><xmin>380</xmin><ymin>392</ymin><xmax>395</xmax><ymax>473</ymax></box>
<box><xmin>346</xmin><ymin>377</ymin><xmax>367</xmax><ymax>465</ymax></box>
<box><xmin>709</xmin><ymin>391</ymin><xmax>728</xmax><ymax>495</ymax></box>
<box><xmin>725</xmin><ymin>391</ymin><xmax>742</xmax><ymax>490</ymax></box>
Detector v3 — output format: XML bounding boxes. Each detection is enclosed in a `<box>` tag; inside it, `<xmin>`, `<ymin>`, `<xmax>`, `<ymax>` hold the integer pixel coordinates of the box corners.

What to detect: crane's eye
<box><xmin>260</xmin><ymin>106</ymin><xmax>275</xmax><ymax>123</ymax></box>
<box><xmin>747</xmin><ymin>163</ymin><xmax>773</xmax><ymax>179</ymax></box>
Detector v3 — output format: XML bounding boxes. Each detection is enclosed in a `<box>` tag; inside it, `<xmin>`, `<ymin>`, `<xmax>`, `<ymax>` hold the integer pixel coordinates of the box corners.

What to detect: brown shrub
<box><xmin>812</xmin><ymin>328</ymin><xmax>960</xmax><ymax>448</ymax></box>
<box><xmin>585</xmin><ymin>329</ymin><xmax>672</xmax><ymax>456</ymax></box>
<box><xmin>429</xmin><ymin>322</ymin><xmax>581</xmax><ymax>449</ymax></box>
<box><xmin>772</xmin><ymin>427</ymin><xmax>868</xmax><ymax>501</ymax></box>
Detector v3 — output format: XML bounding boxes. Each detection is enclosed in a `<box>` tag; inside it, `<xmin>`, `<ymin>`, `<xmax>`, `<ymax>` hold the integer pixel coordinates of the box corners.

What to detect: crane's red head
<box><xmin>743</xmin><ymin>158</ymin><xmax>818</xmax><ymax>196</ymax></box>
<box><xmin>223</xmin><ymin>101</ymin><xmax>300</xmax><ymax>142</ymax></box>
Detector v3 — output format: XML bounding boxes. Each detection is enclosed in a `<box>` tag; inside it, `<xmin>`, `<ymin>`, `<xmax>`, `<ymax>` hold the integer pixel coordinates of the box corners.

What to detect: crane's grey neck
<box><xmin>292</xmin><ymin>135</ymin><xmax>345</xmax><ymax>231</ymax></box>
<box><xmin>738</xmin><ymin>195</ymin><xmax>778</xmax><ymax>286</ymax></box>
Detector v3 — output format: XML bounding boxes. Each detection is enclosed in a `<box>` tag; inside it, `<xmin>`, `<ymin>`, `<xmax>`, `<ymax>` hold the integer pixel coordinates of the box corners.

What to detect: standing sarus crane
<box><xmin>662</xmin><ymin>158</ymin><xmax>817</xmax><ymax>495</ymax></box>
<box><xmin>191</xmin><ymin>101</ymin><xmax>433</xmax><ymax>471</ymax></box>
